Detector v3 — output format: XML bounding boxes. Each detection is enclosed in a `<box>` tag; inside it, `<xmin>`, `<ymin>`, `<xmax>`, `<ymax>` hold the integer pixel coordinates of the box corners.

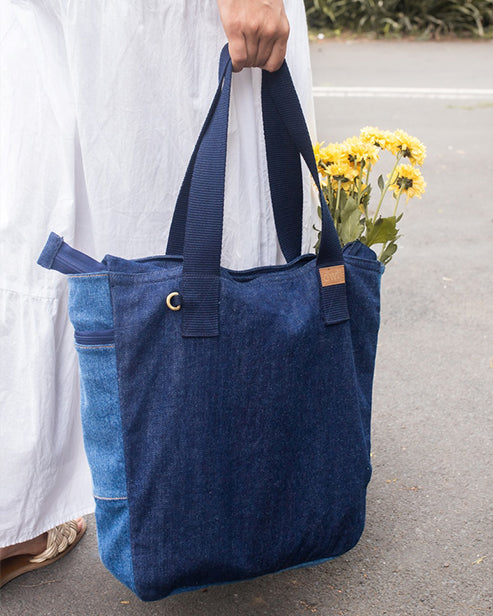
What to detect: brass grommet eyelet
<box><xmin>166</xmin><ymin>291</ymin><xmax>182</xmax><ymax>311</ymax></box>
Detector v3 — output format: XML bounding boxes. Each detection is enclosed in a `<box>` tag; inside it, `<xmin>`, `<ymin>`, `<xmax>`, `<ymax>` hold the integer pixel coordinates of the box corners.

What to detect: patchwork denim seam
<box><xmin>68</xmin><ymin>273</ymin><xmax>110</xmax><ymax>279</ymax></box>
<box><xmin>75</xmin><ymin>344</ymin><xmax>116</xmax><ymax>350</ymax></box>
<box><xmin>108</xmin><ymin>275</ymin><xmax>141</xmax><ymax>598</ymax></box>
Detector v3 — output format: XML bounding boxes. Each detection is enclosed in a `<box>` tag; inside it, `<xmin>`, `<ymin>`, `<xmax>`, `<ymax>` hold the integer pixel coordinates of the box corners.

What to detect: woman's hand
<box><xmin>217</xmin><ymin>0</ymin><xmax>290</xmax><ymax>72</ymax></box>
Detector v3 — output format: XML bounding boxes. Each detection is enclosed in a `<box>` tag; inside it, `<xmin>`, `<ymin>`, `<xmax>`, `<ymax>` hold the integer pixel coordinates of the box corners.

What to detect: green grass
<box><xmin>305</xmin><ymin>0</ymin><xmax>493</xmax><ymax>38</ymax></box>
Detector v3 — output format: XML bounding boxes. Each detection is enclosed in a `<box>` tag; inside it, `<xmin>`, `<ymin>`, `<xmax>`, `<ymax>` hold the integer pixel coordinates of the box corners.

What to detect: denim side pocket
<box><xmin>75</xmin><ymin>324</ymin><xmax>135</xmax><ymax>594</ymax></box>
<box><xmin>69</xmin><ymin>273</ymin><xmax>126</xmax><ymax>497</ymax></box>
<box><xmin>75</xmin><ymin>343</ymin><xmax>127</xmax><ymax>499</ymax></box>
<box><xmin>94</xmin><ymin>497</ymin><xmax>136</xmax><ymax>593</ymax></box>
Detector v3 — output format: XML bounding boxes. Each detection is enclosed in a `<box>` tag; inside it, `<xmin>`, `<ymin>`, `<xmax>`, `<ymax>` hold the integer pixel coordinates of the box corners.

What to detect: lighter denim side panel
<box><xmin>75</xmin><ymin>344</ymin><xmax>127</xmax><ymax>499</ymax></box>
<box><xmin>69</xmin><ymin>273</ymin><xmax>136</xmax><ymax>592</ymax></box>
<box><xmin>68</xmin><ymin>273</ymin><xmax>114</xmax><ymax>331</ymax></box>
<box><xmin>94</xmin><ymin>497</ymin><xmax>136</xmax><ymax>593</ymax></box>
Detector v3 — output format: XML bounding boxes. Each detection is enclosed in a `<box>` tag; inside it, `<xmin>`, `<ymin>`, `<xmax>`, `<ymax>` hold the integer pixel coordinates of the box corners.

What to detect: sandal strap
<box><xmin>29</xmin><ymin>520</ymin><xmax>79</xmax><ymax>564</ymax></box>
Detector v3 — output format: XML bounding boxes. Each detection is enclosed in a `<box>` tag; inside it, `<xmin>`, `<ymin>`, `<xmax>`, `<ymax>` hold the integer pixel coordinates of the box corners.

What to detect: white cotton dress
<box><xmin>0</xmin><ymin>0</ymin><xmax>318</xmax><ymax>546</ymax></box>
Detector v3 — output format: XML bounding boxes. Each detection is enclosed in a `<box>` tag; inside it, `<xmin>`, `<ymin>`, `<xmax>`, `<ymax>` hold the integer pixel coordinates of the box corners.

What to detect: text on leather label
<box><xmin>319</xmin><ymin>265</ymin><xmax>345</xmax><ymax>287</ymax></box>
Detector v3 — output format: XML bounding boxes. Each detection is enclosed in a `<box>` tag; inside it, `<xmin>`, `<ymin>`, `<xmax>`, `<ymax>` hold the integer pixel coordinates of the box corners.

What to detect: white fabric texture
<box><xmin>0</xmin><ymin>0</ymin><xmax>318</xmax><ymax>546</ymax></box>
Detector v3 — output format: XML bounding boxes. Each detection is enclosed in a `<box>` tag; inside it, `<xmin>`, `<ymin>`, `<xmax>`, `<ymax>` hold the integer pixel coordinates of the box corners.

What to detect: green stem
<box><xmin>335</xmin><ymin>180</ymin><xmax>342</xmax><ymax>231</ymax></box>
<box><xmin>372</xmin><ymin>153</ymin><xmax>403</xmax><ymax>222</ymax></box>
<box><xmin>325</xmin><ymin>183</ymin><xmax>337</xmax><ymax>225</ymax></box>
<box><xmin>323</xmin><ymin>182</ymin><xmax>331</xmax><ymax>208</ymax></box>
<box><xmin>378</xmin><ymin>185</ymin><xmax>404</xmax><ymax>262</ymax></box>
<box><xmin>377</xmin><ymin>243</ymin><xmax>386</xmax><ymax>262</ymax></box>
<box><xmin>365</xmin><ymin>162</ymin><xmax>372</xmax><ymax>186</ymax></box>
<box><xmin>392</xmin><ymin>186</ymin><xmax>404</xmax><ymax>218</ymax></box>
<box><xmin>356</xmin><ymin>162</ymin><xmax>365</xmax><ymax>213</ymax></box>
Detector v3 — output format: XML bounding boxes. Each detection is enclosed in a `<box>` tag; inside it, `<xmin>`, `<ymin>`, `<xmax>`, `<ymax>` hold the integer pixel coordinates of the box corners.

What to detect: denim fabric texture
<box><xmin>37</xmin><ymin>48</ymin><xmax>384</xmax><ymax>602</ymax></box>
<box><xmin>94</xmin><ymin>497</ymin><xmax>136</xmax><ymax>593</ymax></box>
<box><xmin>102</xmin><ymin>241</ymin><xmax>383</xmax><ymax>600</ymax></box>
<box><xmin>40</xmin><ymin>235</ymin><xmax>383</xmax><ymax>602</ymax></box>
<box><xmin>68</xmin><ymin>273</ymin><xmax>136</xmax><ymax>593</ymax></box>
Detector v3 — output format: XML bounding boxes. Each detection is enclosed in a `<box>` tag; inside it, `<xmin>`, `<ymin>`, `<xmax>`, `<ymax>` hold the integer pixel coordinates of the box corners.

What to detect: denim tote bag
<box><xmin>38</xmin><ymin>47</ymin><xmax>384</xmax><ymax>601</ymax></box>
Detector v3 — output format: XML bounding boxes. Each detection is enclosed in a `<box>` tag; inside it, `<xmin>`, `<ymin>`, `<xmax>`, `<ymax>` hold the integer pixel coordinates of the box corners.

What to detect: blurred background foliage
<box><xmin>304</xmin><ymin>0</ymin><xmax>493</xmax><ymax>38</ymax></box>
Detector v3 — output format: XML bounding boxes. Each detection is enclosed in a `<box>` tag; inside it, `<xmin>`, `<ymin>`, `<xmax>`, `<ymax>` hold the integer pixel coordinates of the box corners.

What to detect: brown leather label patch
<box><xmin>319</xmin><ymin>265</ymin><xmax>345</xmax><ymax>287</ymax></box>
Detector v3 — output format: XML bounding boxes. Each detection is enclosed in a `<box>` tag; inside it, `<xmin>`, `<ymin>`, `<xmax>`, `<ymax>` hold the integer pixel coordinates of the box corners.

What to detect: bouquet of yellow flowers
<box><xmin>313</xmin><ymin>127</ymin><xmax>426</xmax><ymax>264</ymax></box>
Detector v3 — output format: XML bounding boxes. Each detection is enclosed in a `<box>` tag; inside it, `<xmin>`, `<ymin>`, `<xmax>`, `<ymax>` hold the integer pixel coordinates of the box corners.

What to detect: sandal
<box><xmin>0</xmin><ymin>518</ymin><xmax>87</xmax><ymax>589</ymax></box>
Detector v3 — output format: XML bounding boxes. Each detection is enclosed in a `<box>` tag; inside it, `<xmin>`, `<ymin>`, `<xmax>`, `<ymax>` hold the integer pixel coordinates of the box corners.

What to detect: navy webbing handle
<box><xmin>167</xmin><ymin>47</ymin><xmax>303</xmax><ymax>263</ymax></box>
<box><xmin>179</xmin><ymin>46</ymin><xmax>348</xmax><ymax>337</ymax></box>
<box><xmin>166</xmin><ymin>47</ymin><xmax>235</xmax><ymax>258</ymax></box>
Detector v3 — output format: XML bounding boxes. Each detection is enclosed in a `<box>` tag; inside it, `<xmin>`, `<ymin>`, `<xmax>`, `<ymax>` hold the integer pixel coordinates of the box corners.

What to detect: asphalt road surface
<box><xmin>1</xmin><ymin>39</ymin><xmax>492</xmax><ymax>616</ymax></box>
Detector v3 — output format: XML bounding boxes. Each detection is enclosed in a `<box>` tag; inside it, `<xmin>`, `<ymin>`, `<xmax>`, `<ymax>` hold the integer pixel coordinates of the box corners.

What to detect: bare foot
<box><xmin>0</xmin><ymin>519</ymin><xmax>84</xmax><ymax>561</ymax></box>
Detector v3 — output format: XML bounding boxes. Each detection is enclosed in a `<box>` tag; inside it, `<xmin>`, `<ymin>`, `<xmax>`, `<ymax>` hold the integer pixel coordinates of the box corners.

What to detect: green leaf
<box><xmin>338</xmin><ymin>189</ymin><xmax>348</xmax><ymax>208</ymax></box>
<box><xmin>364</xmin><ymin>216</ymin><xmax>399</xmax><ymax>247</ymax></box>
<box><xmin>380</xmin><ymin>242</ymin><xmax>398</xmax><ymax>265</ymax></box>
<box><xmin>340</xmin><ymin>195</ymin><xmax>358</xmax><ymax>218</ymax></box>
<box><xmin>378</xmin><ymin>174</ymin><xmax>385</xmax><ymax>193</ymax></box>
<box><xmin>339</xmin><ymin>196</ymin><xmax>364</xmax><ymax>245</ymax></box>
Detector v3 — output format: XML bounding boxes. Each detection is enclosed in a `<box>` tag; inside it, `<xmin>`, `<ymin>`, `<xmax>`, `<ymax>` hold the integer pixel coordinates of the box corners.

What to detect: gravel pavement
<box><xmin>1</xmin><ymin>39</ymin><xmax>492</xmax><ymax>616</ymax></box>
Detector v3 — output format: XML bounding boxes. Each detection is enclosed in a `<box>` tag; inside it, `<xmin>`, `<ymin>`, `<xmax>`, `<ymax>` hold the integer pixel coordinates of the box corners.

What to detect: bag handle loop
<box><xmin>179</xmin><ymin>46</ymin><xmax>348</xmax><ymax>337</ymax></box>
<box><xmin>167</xmin><ymin>47</ymin><xmax>303</xmax><ymax>263</ymax></box>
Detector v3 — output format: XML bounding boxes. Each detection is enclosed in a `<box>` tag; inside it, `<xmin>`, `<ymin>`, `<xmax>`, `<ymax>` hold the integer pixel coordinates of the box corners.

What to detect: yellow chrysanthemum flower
<box><xmin>328</xmin><ymin>161</ymin><xmax>358</xmax><ymax>192</ymax></box>
<box><xmin>389</xmin><ymin>164</ymin><xmax>426</xmax><ymax>201</ymax></box>
<box><xmin>313</xmin><ymin>142</ymin><xmax>347</xmax><ymax>177</ymax></box>
<box><xmin>323</xmin><ymin>142</ymin><xmax>346</xmax><ymax>164</ymax></box>
<box><xmin>338</xmin><ymin>181</ymin><xmax>356</xmax><ymax>195</ymax></box>
<box><xmin>313</xmin><ymin>142</ymin><xmax>327</xmax><ymax>176</ymax></box>
<box><xmin>328</xmin><ymin>161</ymin><xmax>358</xmax><ymax>181</ymax></box>
<box><xmin>360</xmin><ymin>127</ymin><xmax>399</xmax><ymax>155</ymax></box>
<box><xmin>342</xmin><ymin>136</ymin><xmax>380</xmax><ymax>167</ymax></box>
<box><xmin>313</xmin><ymin>141</ymin><xmax>325</xmax><ymax>162</ymax></box>
<box><xmin>393</xmin><ymin>129</ymin><xmax>427</xmax><ymax>166</ymax></box>
<box><xmin>340</xmin><ymin>181</ymin><xmax>369</xmax><ymax>197</ymax></box>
